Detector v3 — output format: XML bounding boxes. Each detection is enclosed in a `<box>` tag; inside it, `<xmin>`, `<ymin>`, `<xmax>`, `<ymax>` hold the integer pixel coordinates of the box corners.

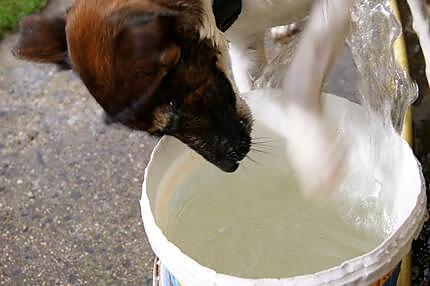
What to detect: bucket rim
<box><xmin>140</xmin><ymin>96</ymin><xmax>428</xmax><ymax>286</ymax></box>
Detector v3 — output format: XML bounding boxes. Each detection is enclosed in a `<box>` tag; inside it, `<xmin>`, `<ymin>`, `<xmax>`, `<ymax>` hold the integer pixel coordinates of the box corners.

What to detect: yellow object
<box><xmin>389</xmin><ymin>0</ymin><xmax>413</xmax><ymax>285</ymax></box>
<box><xmin>372</xmin><ymin>268</ymin><xmax>397</xmax><ymax>286</ymax></box>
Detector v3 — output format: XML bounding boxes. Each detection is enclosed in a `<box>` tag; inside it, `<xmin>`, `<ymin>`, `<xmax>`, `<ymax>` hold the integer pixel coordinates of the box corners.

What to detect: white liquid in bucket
<box><xmin>161</xmin><ymin>143</ymin><xmax>385</xmax><ymax>279</ymax></box>
<box><xmin>143</xmin><ymin>92</ymin><xmax>426</xmax><ymax>285</ymax></box>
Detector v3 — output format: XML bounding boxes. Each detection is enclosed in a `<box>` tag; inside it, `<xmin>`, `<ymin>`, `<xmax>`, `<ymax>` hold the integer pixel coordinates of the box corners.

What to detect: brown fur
<box><xmin>12</xmin><ymin>15</ymin><xmax>67</xmax><ymax>65</ymax></box>
<box><xmin>12</xmin><ymin>0</ymin><xmax>252</xmax><ymax>172</ymax></box>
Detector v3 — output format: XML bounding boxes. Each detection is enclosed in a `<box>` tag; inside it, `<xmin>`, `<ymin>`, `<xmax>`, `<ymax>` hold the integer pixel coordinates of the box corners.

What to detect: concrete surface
<box><xmin>0</xmin><ymin>1</ymin><xmax>157</xmax><ymax>285</ymax></box>
<box><xmin>0</xmin><ymin>0</ymin><xmax>429</xmax><ymax>285</ymax></box>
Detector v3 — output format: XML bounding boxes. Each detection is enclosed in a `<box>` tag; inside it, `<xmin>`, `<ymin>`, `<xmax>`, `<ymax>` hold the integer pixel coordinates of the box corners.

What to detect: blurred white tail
<box><xmin>282</xmin><ymin>0</ymin><xmax>354</xmax><ymax>198</ymax></box>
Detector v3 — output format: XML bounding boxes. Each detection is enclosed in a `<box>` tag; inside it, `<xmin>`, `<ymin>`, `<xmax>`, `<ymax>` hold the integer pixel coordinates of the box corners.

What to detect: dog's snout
<box><xmin>222</xmin><ymin>121</ymin><xmax>252</xmax><ymax>162</ymax></box>
<box><xmin>224</xmin><ymin>140</ymin><xmax>250</xmax><ymax>162</ymax></box>
<box><xmin>219</xmin><ymin>160</ymin><xmax>239</xmax><ymax>173</ymax></box>
<box><xmin>238</xmin><ymin>140</ymin><xmax>251</xmax><ymax>157</ymax></box>
<box><xmin>217</xmin><ymin>134</ymin><xmax>250</xmax><ymax>173</ymax></box>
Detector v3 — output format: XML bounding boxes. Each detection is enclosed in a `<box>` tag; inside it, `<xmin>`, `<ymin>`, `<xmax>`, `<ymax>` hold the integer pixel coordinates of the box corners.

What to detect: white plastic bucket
<box><xmin>140</xmin><ymin>91</ymin><xmax>427</xmax><ymax>286</ymax></box>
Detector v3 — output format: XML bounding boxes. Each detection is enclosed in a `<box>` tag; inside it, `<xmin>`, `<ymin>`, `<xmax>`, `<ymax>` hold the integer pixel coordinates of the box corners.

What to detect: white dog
<box><xmin>213</xmin><ymin>0</ymin><xmax>354</xmax><ymax>197</ymax></box>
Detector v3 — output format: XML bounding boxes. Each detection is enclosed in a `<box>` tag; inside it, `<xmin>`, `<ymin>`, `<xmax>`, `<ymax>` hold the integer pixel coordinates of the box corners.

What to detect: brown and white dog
<box><xmin>12</xmin><ymin>0</ymin><xmax>348</xmax><ymax>180</ymax></box>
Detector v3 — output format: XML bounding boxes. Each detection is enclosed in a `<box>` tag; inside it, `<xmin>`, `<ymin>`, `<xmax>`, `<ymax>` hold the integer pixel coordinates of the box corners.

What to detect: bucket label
<box><xmin>371</xmin><ymin>264</ymin><xmax>401</xmax><ymax>286</ymax></box>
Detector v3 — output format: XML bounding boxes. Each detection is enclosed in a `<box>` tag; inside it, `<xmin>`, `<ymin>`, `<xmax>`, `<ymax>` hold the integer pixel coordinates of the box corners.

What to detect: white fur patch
<box><xmin>199</xmin><ymin>0</ymin><xmax>229</xmax><ymax>50</ymax></box>
<box><xmin>198</xmin><ymin>0</ymin><xmax>239</xmax><ymax>92</ymax></box>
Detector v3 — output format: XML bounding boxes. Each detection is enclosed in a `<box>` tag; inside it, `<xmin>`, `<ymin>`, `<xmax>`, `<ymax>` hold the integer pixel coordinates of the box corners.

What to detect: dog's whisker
<box><xmin>250</xmin><ymin>148</ymin><xmax>273</xmax><ymax>155</ymax></box>
<box><xmin>246</xmin><ymin>155</ymin><xmax>269</xmax><ymax>170</ymax></box>
<box><xmin>252</xmin><ymin>137</ymin><xmax>281</xmax><ymax>142</ymax></box>
<box><xmin>251</xmin><ymin>143</ymin><xmax>280</xmax><ymax>150</ymax></box>
<box><xmin>252</xmin><ymin>138</ymin><xmax>282</xmax><ymax>144</ymax></box>
<box><xmin>250</xmin><ymin>147</ymin><xmax>276</xmax><ymax>153</ymax></box>
<box><xmin>251</xmin><ymin>139</ymin><xmax>280</xmax><ymax>145</ymax></box>
<box><xmin>251</xmin><ymin>141</ymin><xmax>278</xmax><ymax>146</ymax></box>
<box><xmin>250</xmin><ymin>150</ymin><xmax>277</xmax><ymax>158</ymax></box>
<box><xmin>252</xmin><ymin>136</ymin><xmax>274</xmax><ymax>140</ymax></box>
<box><xmin>240</xmin><ymin>163</ymin><xmax>251</xmax><ymax>176</ymax></box>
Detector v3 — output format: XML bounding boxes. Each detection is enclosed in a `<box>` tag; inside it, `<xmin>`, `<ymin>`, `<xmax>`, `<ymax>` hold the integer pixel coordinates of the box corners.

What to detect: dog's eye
<box><xmin>169</xmin><ymin>100</ymin><xmax>180</xmax><ymax>111</ymax></box>
<box><xmin>161</xmin><ymin>101</ymin><xmax>180</xmax><ymax>134</ymax></box>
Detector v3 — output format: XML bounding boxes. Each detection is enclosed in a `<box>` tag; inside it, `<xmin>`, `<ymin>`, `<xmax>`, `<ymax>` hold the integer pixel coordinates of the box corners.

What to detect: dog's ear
<box><xmin>12</xmin><ymin>15</ymin><xmax>70</xmax><ymax>68</ymax></box>
<box><xmin>113</xmin><ymin>13</ymin><xmax>181</xmax><ymax>106</ymax></box>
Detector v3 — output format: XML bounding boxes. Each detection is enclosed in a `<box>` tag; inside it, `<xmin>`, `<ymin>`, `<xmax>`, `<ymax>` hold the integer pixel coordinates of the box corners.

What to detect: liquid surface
<box><xmin>161</xmin><ymin>156</ymin><xmax>384</xmax><ymax>279</ymax></box>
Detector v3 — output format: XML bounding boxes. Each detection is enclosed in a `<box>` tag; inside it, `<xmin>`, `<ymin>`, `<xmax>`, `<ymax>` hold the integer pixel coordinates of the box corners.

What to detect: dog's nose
<box><xmin>219</xmin><ymin>160</ymin><xmax>239</xmax><ymax>173</ymax></box>
<box><xmin>226</xmin><ymin>142</ymin><xmax>249</xmax><ymax>162</ymax></box>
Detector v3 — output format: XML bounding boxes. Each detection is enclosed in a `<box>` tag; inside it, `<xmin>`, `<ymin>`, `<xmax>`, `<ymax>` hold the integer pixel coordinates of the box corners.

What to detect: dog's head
<box><xmin>13</xmin><ymin>0</ymin><xmax>252</xmax><ymax>172</ymax></box>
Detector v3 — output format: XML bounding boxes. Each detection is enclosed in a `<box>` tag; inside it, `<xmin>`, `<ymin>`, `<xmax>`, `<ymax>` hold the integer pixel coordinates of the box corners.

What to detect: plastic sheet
<box><xmin>348</xmin><ymin>0</ymin><xmax>418</xmax><ymax>131</ymax></box>
<box><xmin>250</xmin><ymin>0</ymin><xmax>419</xmax><ymax>236</ymax></box>
<box><xmin>255</xmin><ymin>0</ymin><xmax>418</xmax><ymax>132</ymax></box>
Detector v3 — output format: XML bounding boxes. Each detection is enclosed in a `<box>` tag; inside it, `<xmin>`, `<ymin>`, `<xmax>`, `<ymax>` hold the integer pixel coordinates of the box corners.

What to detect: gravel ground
<box><xmin>0</xmin><ymin>0</ymin><xmax>429</xmax><ymax>285</ymax></box>
<box><xmin>0</xmin><ymin>1</ymin><xmax>156</xmax><ymax>285</ymax></box>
